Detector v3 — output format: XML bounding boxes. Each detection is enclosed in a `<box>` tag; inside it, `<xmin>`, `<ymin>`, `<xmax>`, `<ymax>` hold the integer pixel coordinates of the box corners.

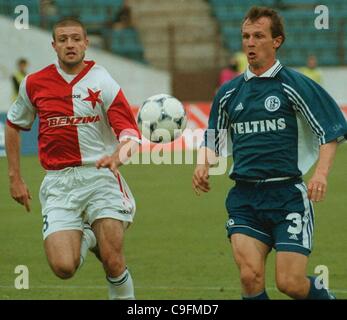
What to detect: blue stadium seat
<box><xmin>0</xmin><ymin>0</ymin><xmax>146</xmax><ymax>64</ymax></box>
<box><xmin>280</xmin><ymin>0</ymin><xmax>318</xmax><ymax>4</ymax></box>
<box><xmin>214</xmin><ymin>8</ymin><xmax>245</xmax><ymax>22</ymax></box>
<box><xmin>209</xmin><ymin>0</ymin><xmax>345</xmax><ymax>66</ymax></box>
<box><xmin>107</xmin><ymin>28</ymin><xmax>146</xmax><ymax>63</ymax></box>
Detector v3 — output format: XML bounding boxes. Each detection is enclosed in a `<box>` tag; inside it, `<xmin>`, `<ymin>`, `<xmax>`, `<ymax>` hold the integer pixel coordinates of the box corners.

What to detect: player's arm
<box><xmin>5</xmin><ymin>76</ymin><xmax>35</xmax><ymax>212</ymax></box>
<box><xmin>307</xmin><ymin>140</ymin><xmax>337</xmax><ymax>202</ymax></box>
<box><xmin>286</xmin><ymin>75</ymin><xmax>347</xmax><ymax>201</ymax></box>
<box><xmin>97</xmin><ymin>84</ymin><xmax>141</xmax><ymax>174</ymax></box>
<box><xmin>287</xmin><ymin>73</ymin><xmax>347</xmax><ymax>146</ymax></box>
<box><xmin>193</xmin><ymin>85</ymin><xmax>230</xmax><ymax>195</ymax></box>
<box><xmin>5</xmin><ymin>124</ymin><xmax>32</xmax><ymax>212</ymax></box>
<box><xmin>193</xmin><ymin>147</ymin><xmax>219</xmax><ymax>195</ymax></box>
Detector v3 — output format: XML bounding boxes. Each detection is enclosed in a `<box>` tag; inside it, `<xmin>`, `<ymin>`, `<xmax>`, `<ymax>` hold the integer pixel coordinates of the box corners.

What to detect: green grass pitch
<box><xmin>0</xmin><ymin>145</ymin><xmax>346</xmax><ymax>300</ymax></box>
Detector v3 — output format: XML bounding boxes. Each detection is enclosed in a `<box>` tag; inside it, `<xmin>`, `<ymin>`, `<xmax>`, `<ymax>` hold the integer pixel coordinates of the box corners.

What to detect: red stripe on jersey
<box><xmin>107</xmin><ymin>89</ymin><xmax>141</xmax><ymax>140</ymax></box>
<box><xmin>69</xmin><ymin>61</ymin><xmax>95</xmax><ymax>87</ymax></box>
<box><xmin>26</xmin><ymin>64</ymin><xmax>82</xmax><ymax>170</ymax></box>
<box><xmin>6</xmin><ymin>119</ymin><xmax>31</xmax><ymax>131</ymax></box>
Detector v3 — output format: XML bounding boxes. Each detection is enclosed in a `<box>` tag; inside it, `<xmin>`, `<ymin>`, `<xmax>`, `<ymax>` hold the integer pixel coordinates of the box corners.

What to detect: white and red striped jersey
<box><xmin>7</xmin><ymin>60</ymin><xmax>141</xmax><ymax>170</ymax></box>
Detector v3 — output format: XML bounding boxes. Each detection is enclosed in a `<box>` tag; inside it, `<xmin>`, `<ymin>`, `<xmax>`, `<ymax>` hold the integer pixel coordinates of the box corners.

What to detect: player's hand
<box><xmin>96</xmin><ymin>155</ymin><xmax>119</xmax><ymax>175</ymax></box>
<box><xmin>192</xmin><ymin>164</ymin><xmax>210</xmax><ymax>195</ymax></box>
<box><xmin>307</xmin><ymin>172</ymin><xmax>327</xmax><ymax>202</ymax></box>
<box><xmin>9</xmin><ymin>177</ymin><xmax>32</xmax><ymax>212</ymax></box>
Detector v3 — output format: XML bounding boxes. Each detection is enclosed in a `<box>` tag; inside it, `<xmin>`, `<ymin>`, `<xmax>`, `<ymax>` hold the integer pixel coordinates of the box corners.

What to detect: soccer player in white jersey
<box><xmin>5</xmin><ymin>17</ymin><xmax>140</xmax><ymax>300</ymax></box>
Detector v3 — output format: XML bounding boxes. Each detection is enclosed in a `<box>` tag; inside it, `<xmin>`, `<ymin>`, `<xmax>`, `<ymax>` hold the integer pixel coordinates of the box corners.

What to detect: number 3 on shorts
<box><xmin>286</xmin><ymin>212</ymin><xmax>302</xmax><ymax>235</ymax></box>
<box><xmin>43</xmin><ymin>215</ymin><xmax>49</xmax><ymax>233</ymax></box>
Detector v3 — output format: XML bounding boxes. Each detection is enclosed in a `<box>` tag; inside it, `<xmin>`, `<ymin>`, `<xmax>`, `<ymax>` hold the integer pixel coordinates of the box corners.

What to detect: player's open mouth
<box><xmin>66</xmin><ymin>52</ymin><xmax>76</xmax><ymax>57</ymax></box>
<box><xmin>248</xmin><ymin>52</ymin><xmax>256</xmax><ymax>59</ymax></box>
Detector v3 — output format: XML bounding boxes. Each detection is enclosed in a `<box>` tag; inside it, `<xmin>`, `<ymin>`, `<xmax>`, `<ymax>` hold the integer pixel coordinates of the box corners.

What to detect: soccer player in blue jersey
<box><xmin>193</xmin><ymin>6</ymin><xmax>347</xmax><ymax>300</ymax></box>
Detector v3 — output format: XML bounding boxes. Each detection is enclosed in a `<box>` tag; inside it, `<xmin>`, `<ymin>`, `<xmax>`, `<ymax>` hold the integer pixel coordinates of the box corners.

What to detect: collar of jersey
<box><xmin>54</xmin><ymin>60</ymin><xmax>95</xmax><ymax>86</ymax></box>
<box><xmin>244</xmin><ymin>60</ymin><xmax>282</xmax><ymax>81</ymax></box>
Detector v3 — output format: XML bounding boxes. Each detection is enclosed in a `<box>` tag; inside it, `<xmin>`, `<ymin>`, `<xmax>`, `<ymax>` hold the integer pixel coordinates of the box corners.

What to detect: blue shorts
<box><xmin>225</xmin><ymin>178</ymin><xmax>314</xmax><ymax>256</ymax></box>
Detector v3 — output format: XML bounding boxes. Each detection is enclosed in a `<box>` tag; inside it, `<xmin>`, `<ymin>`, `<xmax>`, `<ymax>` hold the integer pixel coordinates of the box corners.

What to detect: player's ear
<box><xmin>273</xmin><ymin>36</ymin><xmax>283</xmax><ymax>49</ymax></box>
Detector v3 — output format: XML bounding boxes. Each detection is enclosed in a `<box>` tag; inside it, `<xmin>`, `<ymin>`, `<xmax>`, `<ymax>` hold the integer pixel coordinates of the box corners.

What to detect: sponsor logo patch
<box><xmin>226</xmin><ymin>218</ymin><xmax>235</xmax><ymax>228</ymax></box>
<box><xmin>47</xmin><ymin>115</ymin><xmax>101</xmax><ymax>127</ymax></box>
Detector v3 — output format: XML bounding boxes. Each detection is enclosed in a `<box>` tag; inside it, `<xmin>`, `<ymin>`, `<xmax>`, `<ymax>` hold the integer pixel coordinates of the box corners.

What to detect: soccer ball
<box><xmin>137</xmin><ymin>94</ymin><xmax>187</xmax><ymax>143</ymax></box>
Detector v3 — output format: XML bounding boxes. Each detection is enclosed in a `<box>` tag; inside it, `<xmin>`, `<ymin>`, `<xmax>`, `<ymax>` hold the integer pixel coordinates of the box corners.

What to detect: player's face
<box><xmin>52</xmin><ymin>26</ymin><xmax>89</xmax><ymax>71</ymax></box>
<box><xmin>242</xmin><ymin>17</ymin><xmax>282</xmax><ymax>73</ymax></box>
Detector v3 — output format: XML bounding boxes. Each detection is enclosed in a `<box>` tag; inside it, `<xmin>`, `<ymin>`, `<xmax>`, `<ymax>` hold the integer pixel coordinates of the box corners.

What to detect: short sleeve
<box><xmin>283</xmin><ymin>74</ymin><xmax>347</xmax><ymax>144</ymax></box>
<box><xmin>101</xmin><ymin>70</ymin><xmax>141</xmax><ymax>143</ymax></box>
<box><xmin>7</xmin><ymin>76</ymin><xmax>36</xmax><ymax>131</ymax></box>
<box><xmin>201</xmin><ymin>84</ymin><xmax>234</xmax><ymax>155</ymax></box>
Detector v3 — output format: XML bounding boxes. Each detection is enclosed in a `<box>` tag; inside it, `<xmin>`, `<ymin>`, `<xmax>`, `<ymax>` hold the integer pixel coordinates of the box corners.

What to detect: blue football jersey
<box><xmin>203</xmin><ymin>60</ymin><xmax>347</xmax><ymax>180</ymax></box>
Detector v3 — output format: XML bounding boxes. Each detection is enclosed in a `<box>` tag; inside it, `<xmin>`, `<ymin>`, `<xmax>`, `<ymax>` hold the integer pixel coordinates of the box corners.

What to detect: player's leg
<box><xmin>85</xmin><ymin>169</ymin><xmax>136</xmax><ymax>300</ymax></box>
<box><xmin>230</xmin><ymin>233</ymin><xmax>271</xmax><ymax>299</ymax></box>
<box><xmin>275</xmin><ymin>252</ymin><xmax>309</xmax><ymax>299</ymax></box>
<box><xmin>273</xmin><ymin>181</ymin><xmax>335</xmax><ymax>299</ymax></box>
<box><xmin>275</xmin><ymin>252</ymin><xmax>335</xmax><ymax>299</ymax></box>
<box><xmin>44</xmin><ymin>230</ymin><xmax>82</xmax><ymax>279</ymax></box>
<box><xmin>92</xmin><ymin>218</ymin><xmax>125</xmax><ymax>276</ymax></box>
<box><xmin>39</xmin><ymin>171</ymin><xmax>96</xmax><ymax>277</ymax></box>
<box><xmin>79</xmin><ymin>222</ymin><xmax>97</xmax><ymax>266</ymax></box>
<box><xmin>226</xmin><ymin>184</ymin><xmax>272</xmax><ymax>299</ymax></box>
<box><xmin>92</xmin><ymin>218</ymin><xmax>135</xmax><ymax>300</ymax></box>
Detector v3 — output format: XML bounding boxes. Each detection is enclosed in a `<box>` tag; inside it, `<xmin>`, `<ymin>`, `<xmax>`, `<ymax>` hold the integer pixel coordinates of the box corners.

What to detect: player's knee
<box><xmin>276</xmin><ymin>274</ymin><xmax>305</xmax><ymax>297</ymax></box>
<box><xmin>240</xmin><ymin>267</ymin><xmax>263</xmax><ymax>289</ymax></box>
<box><xmin>102</xmin><ymin>252</ymin><xmax>125</xmax><ymax>275</ymax></box>
<box><xmin>51</xmin><ymin>261</ymin><xmax>78</xmax><ymax>279</ymax></box>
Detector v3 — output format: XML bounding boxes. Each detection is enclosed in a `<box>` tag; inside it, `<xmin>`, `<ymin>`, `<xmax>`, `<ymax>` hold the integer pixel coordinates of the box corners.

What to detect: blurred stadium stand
<box><xmin>0</xmin><ymin>0</ymin><xmax>146</xmax><ymax>63</ymax></box>
<box><xmin>209</xmin><ymin>0</ymin><xmax>347</xmax><ymax>66</ymax></box>
<box><xmin>125</xmin><ymin>0</ymin><xmax>230</xmax><ymax>101</ymax></box>
<box><xmin>127</xmin><ymin>0</ymin><xmax>227</xmax><ymax>71</ymax></box>
<box><xmin>126</xmin><ymin>0</ymin><xmax>347</xmax><ymax>99</ymax></box>
<box><xmin>103</xmin><ymin>28</ymin><xmax>146</xmax><ymax>63</ymax></box>
<box><xmin>0</xmin><ymin>0</ymin><xmax>346</xmax><ymax>101</ymax></box>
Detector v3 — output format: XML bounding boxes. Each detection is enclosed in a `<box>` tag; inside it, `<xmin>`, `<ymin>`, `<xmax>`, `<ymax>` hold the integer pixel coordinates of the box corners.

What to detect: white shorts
<box><xmin>39</xmin><ymin>166</ymin><xmax>136</xmax><ymax>239</ymax></box>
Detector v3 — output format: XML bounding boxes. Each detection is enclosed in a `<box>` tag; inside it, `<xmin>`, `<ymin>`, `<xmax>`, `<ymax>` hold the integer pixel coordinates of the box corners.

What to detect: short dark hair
<box><xmin>17</xmin><ymin>58</ymin><xmax>28</xmax><ymax>65</ymax></box>
<box><xmin>243</xmin><ymin>6</ymin><xmax>285</xmax><ymax>48</ymax></box>
<box><xmin>52</xmin><ymin>17</ymin><xmax>87</xmax><ymax>40</ymax></box>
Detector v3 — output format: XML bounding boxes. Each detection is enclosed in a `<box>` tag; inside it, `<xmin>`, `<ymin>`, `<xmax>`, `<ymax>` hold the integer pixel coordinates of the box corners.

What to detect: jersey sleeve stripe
<box><xmin>285</xmin><ymin>90</ymin><xmax>324</xmax><ymax>143</ymax></box>
<box><xmin>216</xmin><ymin>88</ymin><xmax>235</xmax><ymax>131</ymax></box>
<box><xmin>202</xmin><ymin>88</ymin><xmax>235</xmax><ymax>153</ymax></box>
<box><xmin>283</xmin><ymin>83</ymin><xmax>326</xmax><ymax>144</ymax></box>
<box><xmin>215</xmin><ymin>89</ymin><xmax>235</xmax><ymax>154</ymax></box>
<box><xmin>283</xmin><ymin>83</ymin><xmax>325</xmax><ymax>137</ymax></box>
